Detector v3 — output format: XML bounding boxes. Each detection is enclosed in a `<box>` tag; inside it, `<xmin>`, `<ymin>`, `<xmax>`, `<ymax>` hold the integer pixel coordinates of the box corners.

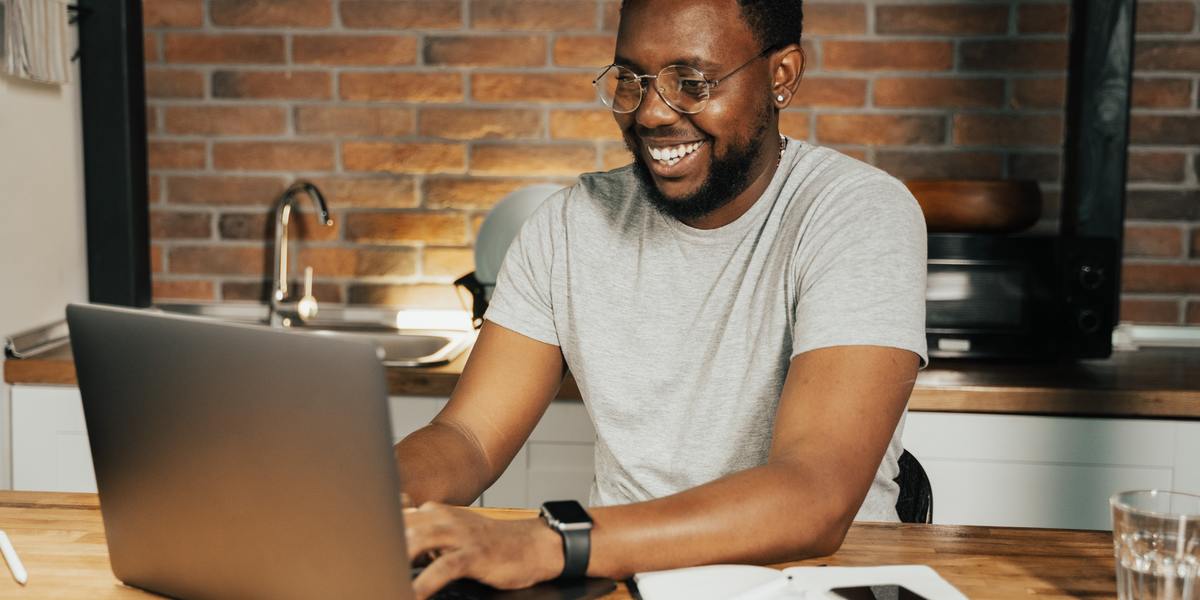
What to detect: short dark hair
<box><xmin>735</xmin><ymin>0</ymin><xmax>804</xmax><ymax>50</ymax></box>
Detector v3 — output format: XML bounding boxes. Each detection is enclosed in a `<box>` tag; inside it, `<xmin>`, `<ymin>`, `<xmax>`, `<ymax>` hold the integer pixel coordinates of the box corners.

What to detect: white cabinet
<box><xmin>10</xmin><ymin>386</ymin><xmax>96</xmax><ymax>493</ymax></box>
<box><xmin>902</xmin><ymin>412</ymin><xmax>1200</xmax><ymax>530</ymax></box>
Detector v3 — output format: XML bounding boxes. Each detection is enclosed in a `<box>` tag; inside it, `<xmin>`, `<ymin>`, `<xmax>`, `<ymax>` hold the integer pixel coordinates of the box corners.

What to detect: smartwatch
<box><xmin>539</xmin><ymin>500</ymin><xmax>593</xmax><ymax>579</ymax></box>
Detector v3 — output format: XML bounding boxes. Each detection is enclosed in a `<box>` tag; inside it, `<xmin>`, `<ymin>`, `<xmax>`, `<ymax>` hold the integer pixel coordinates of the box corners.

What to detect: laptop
<box><xmin>67</xmin><ymin>303</ymin><xmax>615</xmax><ymax>600</ymax></box>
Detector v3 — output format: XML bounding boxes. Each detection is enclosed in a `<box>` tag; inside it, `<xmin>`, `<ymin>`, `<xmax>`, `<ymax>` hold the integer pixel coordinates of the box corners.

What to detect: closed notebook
<box><xmin>633</xmin><ymin>564</ymin><xmax>967</xmax><ymax>600</ymax></box>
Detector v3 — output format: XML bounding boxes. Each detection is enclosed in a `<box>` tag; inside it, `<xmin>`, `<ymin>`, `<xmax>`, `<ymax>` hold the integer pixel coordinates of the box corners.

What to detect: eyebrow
<box><xmin>613</xmin><ymin>54</ymin><xmax>723</xmax><ymax>73</ymax></box>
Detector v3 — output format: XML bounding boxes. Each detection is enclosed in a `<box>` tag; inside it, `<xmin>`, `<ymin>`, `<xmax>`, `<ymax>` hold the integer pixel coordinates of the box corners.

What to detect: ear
<box><xmin>770</xmin><ymin>44</ymin><xmax>805</xmax><ymax>110</ymax></box>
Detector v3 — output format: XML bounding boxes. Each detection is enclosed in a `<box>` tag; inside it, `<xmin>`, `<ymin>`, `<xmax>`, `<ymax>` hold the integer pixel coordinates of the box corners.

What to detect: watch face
<box><xmin>543</xmin><ymin>500</ymin><xmax>592</xmax><ymax>525</ymax></box>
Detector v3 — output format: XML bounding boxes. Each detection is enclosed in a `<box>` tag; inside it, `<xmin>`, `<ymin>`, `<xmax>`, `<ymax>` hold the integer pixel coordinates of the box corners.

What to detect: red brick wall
<box><xmin>143</xmin><ymin>0</ymin><xmax>1200</xmax><ymax>324</ymax></box>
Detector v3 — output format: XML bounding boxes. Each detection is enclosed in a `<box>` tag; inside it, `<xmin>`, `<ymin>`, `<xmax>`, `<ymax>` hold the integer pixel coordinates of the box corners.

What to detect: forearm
<box><xmin>586</xmin><ymin>461</ymin><xmax>863</xmax><ymax>579</ymax></box>
<box><xmin>393</xmin><ymin>421</ymin><xmax>494</xmax><ymax>506</ymax></box>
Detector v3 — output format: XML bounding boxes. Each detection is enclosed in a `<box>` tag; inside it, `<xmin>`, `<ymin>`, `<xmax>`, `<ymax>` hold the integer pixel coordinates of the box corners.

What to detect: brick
<box><xmin>1137</xmin><ymin>2</ymin><xmax>1195</xmax><ymax>33</ymax></box>
<box><xmin>876</xmin><ymin>4</ymin><xmax>1008</xmax><ymax>35</ymax></box>
<box><xmin>340</xmin><ymin>1</ymin><xmax>462</xmax><ymax>29</ymax></box>
<box><xmin>1007</xmin><ymin>152</ymin><xmax>1061</xmax><ymax>183</ymax></box>
<box><xmin>1123</xmin><ymin>225</ymin><xmax>1183</xmax><ymax>258</ymax></box>
<box><xmin>145</xmin><ymin>68</ymin><xmax>204</xmax><ymax>99</ymax></box>
<box><xmin>793</xmin><ymin>78</ymin><xmax>866</xmax><ymax>108</ymax></box>
<box><xmin>875</xmin><ymin>151</ymin><xmax>1003</xmax><ymax>180</ymax></box>
<box><xmin>422</xmin><ymin>247</ymin><xmax>475</xmax><ymax>278</ymax></box>
<box><xmin>549</xmin><ymin>110</ymin><xmax>621</xmax><ymax>140</ymax></box>
<box><xmin>1130</xmin><ymin>116</ymin><xmax>1200</xmax><ymax>146</ymax></box>
<box><xmin>471</xmin><ymin>72</ymin><xmax>595</xmax><ymax>103</ymax></box>
<box><xmin>553</xmin><ymin>35</ymin><xmax>616</xmax><ymax>68</ymax></box>
<box><xmin>221</xmin><ymin>280</ymin><xmax>343</xmax><ymax>303</ymax></box>
<box><xmin>1135</xmin><ymin>42</ymin><xmax>1200</xmax><ymax>72</ymax></box>
<box><xmin>425</xmin><ymin>36</ymin><xmax>546</xmax><ymax>67</ymax></box>
<box><xmin>164</xmin><ymin>34</ymin><xmax>285</xmax><ymax>64</ymax></box>
<box><xmin>1189</xmin><ymin>302</ymin><xmax>1200</xmax><ymax>325</ymax></box>
<box><xmin>875</xmin><ymin>77</ymin><xmax>1003</xmax><ymax>109</ymax></box>
<box><xmin>423</xmin><ymin>177</ymin><xmax>563</xmax><ymax>210</ymax></box>
<box><xmin>602</xmin><ymin>1</ymin><xmax>619</xmax><ymax>31</ymax></box>
<box><xmin>345</xmin><ymin>212</ymin><xmax>468</xmax><ymax>245</ymax></box>
<box><xmin>1120</xmin><ymin>299</ymin><xmax>1180</xmax><ymax>324</ymax></box>
<box><xmin>1127</xmin><ymin>152</ymin><xmax>1186</xmax><ymax>183</ymax></box>
<box><xmin>143</xmin><ymin>0</ymin><xmax>202</xmax><ymax>27</ymax></box>
<box><xmin>1126</xmin><ymin>190</ymin><xmax>1200</xmax><ymax>220</ymax></box>
<box><xmin>218</xmin><ymin>211</ymin><xmax>339</xmax><ymax>241</ymax></box>
<box><xmin>148</xmin><ymin>175</ymin><xmax>163</xmax><ymax>204</ymax></box>
<box><xmin>153</xmin><ymin>279</ymin><xmax>216</xmax><ymax>301</ymax></box>
<box><xmin>1017</xmin><ymin>3</ymin><xmax>1069</xmax><ymax>34</ymax></box>
<box><xmin>953</xmin><ymin>115</ymin><xmax>1062</xmax><ymax>146</ymax></box>
<box><xmin>471</xmin><ymin>0</ymin><xmax>595</xmax><ymax>30</ymax></box>
<box><xmin>778</xmin><ymin>111</ymin><xmax>810</xmax><ymax>139</ymax></box>
<box><xmin>601</xmin><ymin>142</ymin><xmax>632</xmax><ymax>170</ymax></box>
<box><xmin>804</xmin><ymin>3</ymin><xmax>867</xmax><ymax>35</ymax></box>
<box><xmin>294</xmin><ymin>35</ymin><xmax>416</xmax><ymax>65</ymax></box>
<box><xmin>340</xmin><ymin>72</ymin><xmax>463</xmax><ymax>102</ymax></box>
<box><xmin>212</xmin><ymin>71</ymin><xmax>331</xmax><ymax>100</ymax></box>
<box><xmin>148</xmin><ymin>141</ymin><xmax>205</xmax><ymax>169</ymax></box>
<box><xmin>146</xmin><ymin>107</ymin><xmax>159</xmax><ymax>134</ymax></box>
<box><xmin>145</xmin><ymin>33</ymin><xmax>160</xmax><ymax>62</ymax></box>
<box><xmin>169</xmin><ymin>246</ymin><xmax>268</xmax><ymax>276</ymax></box>
<box><xmin>816</xmin><ymin>115</ymin><xmax>944</xmax><ymax>146</ymax></box>
<box><xmin>1122</xmin><ymin>263</ymin><xmax>1200</xmax><ymax>294</ymax></box>
<box><xmin>961</xmin><ymin>41</ymin><xmax>1068</xmax><ymax>71</ymax></box>
<box><xmin>348</xmin><ymin>283</ymin><xmax>460</xmax><ymax>308</ymax></box>
<box><xmin>343</xmin><ymin>142</ymin><xmax>466</xmax><ymax>174</ymax></box>
<box><xmin>213</xmin><ymin>142</ymin><xmax>335</xmax><ymax>171</ymax></box>
<box><xmin>296</xmin><ymin>106</ymin><xmax>414</xmax><ymax>136</ymax></box>
<box><xmin>210</xmin><ymin>0</ymin><xmax>332</xmax><ymax>27</ymax></box>
<box><xmin>823</xmin><ymin>41</ymin><xmax>953</xmax><ymax>71</ymax></box>
<box><xmin>1011</xmin><ymin>78</ymin><xmax>1065</xmax><ymax>109</ymax></box>
<box><xmin>297</xmin><ymin>247</ymin><xmax>417</xmax><ymax>278</ymax></box>
<box><xmin>309</xmin><ymin>176</ymin><xmax>418</xmax><ymax>208</ymax></box>
<box><xmin>151</xmin><ymin>211</ymin><xmax>212</xmax><ymax>239</ymax></box>
<box><xmin>1131</xmin><ymin>78</ymin><xmax>1192</xmax><ymax>109</ymax></box>
<box><xmin>420</xmin><ymin>108</ymin><xmax>542</xmax><ymax>140</ymax></box>
<box><xmin>151</xmin><ymin>245</ymin><xmax>165</xmax><ymax>273</ymax></box>
<box><xmin>471</xmin><ymin>144</ymin><xmax>595</xmax><ymax>175</ymax></box>
<box><xmin>165</xmin><ymin>106</ymin><xmax>286</xmax><ymax>135</ymax></box>
<box><xmin>168</xmin><ymin>176</ymin><xmax>286</xmax><ymax>205</ymax></box>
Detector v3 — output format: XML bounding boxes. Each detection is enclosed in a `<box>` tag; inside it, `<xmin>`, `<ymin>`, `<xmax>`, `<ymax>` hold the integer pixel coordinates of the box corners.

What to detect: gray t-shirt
<box><xmin>485</xmin><ymin>139</ymin><xmax>928</xmax><ymax>521</ymax></box>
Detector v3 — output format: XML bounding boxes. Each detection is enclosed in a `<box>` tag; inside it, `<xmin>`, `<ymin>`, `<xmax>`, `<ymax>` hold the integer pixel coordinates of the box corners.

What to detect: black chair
<box><xmin>894</xmin><ymin>449</ymin><xmax>933</xmax><ymax>524</ymax></box>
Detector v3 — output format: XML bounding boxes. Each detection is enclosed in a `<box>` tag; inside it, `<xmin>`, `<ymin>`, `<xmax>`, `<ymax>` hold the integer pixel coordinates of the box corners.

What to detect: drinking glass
<box><xmin>1111</xmin><ymin>490</ymin><xmax>1200</xmax><ymax>600</ymax></box>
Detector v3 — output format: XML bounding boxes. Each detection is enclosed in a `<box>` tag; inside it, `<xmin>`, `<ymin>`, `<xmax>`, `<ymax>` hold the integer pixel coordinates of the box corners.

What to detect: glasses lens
<box><xmin>596</xmin><ymin>66</ymin><xmax>643</xmax><ymax>113</ymax></box>
<box><xmin>657</xmin><ymin>66</ymin><xmax>710</xmax><ymax>114</ymax></box>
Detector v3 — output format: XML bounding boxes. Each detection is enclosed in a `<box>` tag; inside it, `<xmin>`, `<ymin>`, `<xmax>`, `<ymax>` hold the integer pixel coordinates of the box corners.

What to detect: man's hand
<box><xmin>405</xmin><ymin>503</ymin><xmax>564</xmax><ymax>600</ymax></box>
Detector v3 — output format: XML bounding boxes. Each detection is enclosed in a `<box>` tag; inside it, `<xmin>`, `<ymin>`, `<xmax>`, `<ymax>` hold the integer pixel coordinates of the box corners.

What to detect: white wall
<box><xmin>0</xmin><ymin>61</ymin><xmax>90</xmax><ymax>489</ymax></box>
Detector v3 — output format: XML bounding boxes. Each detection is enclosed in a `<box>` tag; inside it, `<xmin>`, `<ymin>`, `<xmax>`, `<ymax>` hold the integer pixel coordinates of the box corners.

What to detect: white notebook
<box><xmin>633</xmin><ymin>564</ymin><xmax>967</xmax><ymax>600</ymax></box>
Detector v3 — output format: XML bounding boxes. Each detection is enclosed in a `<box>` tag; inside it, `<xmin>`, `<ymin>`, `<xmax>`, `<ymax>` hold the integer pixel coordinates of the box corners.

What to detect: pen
<box><xmin>0</xmin><ymin>530</ymin><xmax>28</xmax><ymax>586</ymax></box>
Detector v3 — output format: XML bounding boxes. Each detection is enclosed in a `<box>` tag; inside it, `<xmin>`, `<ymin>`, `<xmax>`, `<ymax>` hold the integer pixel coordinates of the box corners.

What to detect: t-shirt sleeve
<box><xmin>790</xmin><ymin>175</ymin><xmax>929</xmax><ymax>367</ymax></box>
<box><xmin>482</xmin><ymin>193</ymin><xmax>563</xmax><ymax>347</ymax></box>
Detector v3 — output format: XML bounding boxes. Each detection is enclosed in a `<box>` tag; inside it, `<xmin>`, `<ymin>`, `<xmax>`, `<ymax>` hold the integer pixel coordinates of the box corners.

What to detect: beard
<box><xmin>623</xmin><ymin>106</ymin><xmax>772</xmax><ymax>223</ymax></box>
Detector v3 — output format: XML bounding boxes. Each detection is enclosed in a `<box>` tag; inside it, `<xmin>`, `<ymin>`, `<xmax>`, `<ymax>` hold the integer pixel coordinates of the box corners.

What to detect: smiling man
<box><xmin>393</xmin><ymin>1</ymin><xmax>927</xmax><ymax>597</ymax></box>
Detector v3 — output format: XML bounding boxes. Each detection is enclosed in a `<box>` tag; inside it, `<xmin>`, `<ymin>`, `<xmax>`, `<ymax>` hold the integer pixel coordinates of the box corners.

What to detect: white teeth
<box><xmin>647</xmin><ymin>141</ymin><xmax>702</xmax><ymax>166</ymax></box>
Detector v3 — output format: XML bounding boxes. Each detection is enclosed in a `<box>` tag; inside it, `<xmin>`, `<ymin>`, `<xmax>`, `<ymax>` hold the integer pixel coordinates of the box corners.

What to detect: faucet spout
<box><xmin>270</xmin><ymin>181</ymin><xmax>334</xmax><ymax>325</ymax></box>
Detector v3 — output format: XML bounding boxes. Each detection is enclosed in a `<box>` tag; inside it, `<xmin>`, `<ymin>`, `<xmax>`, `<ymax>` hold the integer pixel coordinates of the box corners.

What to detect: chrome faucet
<box><xmin>269</xmin><ymin>181</ymin><xmax>333</xmax><ymax>326</ymax></box>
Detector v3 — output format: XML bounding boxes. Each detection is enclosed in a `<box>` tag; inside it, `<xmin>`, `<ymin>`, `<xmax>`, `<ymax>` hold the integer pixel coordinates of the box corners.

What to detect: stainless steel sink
<box><xmin>154</xmin><ymin>303</ymin><xmax>475</xmax><ymax>367</ymax></box>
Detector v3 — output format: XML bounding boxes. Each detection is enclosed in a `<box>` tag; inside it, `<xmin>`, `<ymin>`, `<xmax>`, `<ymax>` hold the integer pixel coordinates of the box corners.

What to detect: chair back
<box><xmin>894</xmin><ymin>449</ymin><xmax>933</xmax><ymax>524</ymax></box>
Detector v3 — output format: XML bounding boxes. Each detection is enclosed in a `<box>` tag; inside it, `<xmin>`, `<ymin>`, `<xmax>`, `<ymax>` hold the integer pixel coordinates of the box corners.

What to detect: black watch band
<box><xmin>540</xmin><ymin>500</ymin><xmax>592</xmax><ymax>580</ymax></box>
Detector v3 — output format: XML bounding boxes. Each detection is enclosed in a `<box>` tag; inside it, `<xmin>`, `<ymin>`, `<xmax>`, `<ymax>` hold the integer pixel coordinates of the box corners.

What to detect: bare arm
<box><xmin>393</xmin><ymin>320</ymin><xmax>565</xmax><ymax>506</ymax></box>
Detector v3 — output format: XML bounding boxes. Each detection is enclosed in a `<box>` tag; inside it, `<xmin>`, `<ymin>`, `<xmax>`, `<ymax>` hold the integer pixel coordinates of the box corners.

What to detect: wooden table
<box><xmin>0</xmin><ymin>491</ymin><xmax>1118</xmax><ymax>599</ymax></box>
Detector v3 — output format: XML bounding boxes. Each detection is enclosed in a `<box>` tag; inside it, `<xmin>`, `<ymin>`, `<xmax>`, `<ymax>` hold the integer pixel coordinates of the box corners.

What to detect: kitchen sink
<box><xmin>154</xmin><ymin>303</ymin><xmax>475</xmax><ymax>367</ymax></box>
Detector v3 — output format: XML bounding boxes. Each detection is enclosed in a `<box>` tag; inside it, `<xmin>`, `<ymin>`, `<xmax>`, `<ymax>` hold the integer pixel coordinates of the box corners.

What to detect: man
<box><xmin>396</xmin><ymin>0</ymin><xmax>927</xmax><ymax>597</ymax></box>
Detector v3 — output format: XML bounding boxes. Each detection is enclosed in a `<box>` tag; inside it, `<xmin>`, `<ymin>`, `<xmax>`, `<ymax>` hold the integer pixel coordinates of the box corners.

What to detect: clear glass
<box><xmin>593</xmin><ymin>64</ymin><xmax>712</xmax><ymax>114</ymax></box>
<box><xmin>1111</xmin><ymin>490</ymin><xmax>1200</xmax><ymax>600</ymax></box>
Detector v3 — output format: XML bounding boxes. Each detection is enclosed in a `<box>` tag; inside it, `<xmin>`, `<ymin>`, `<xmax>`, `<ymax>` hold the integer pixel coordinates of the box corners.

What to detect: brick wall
<box><xmin>143</xmin><ymin>0</ymin><xmax>1200</xmax><ymax>324</ymax></box>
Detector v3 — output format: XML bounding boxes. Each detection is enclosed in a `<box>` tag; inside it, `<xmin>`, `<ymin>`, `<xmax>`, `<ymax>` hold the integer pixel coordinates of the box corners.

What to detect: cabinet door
<box><xmin>526</xmin><ymin>402</ymin><xmax>595</xmax><ymax>507</ymax></box>
<box><xmin>11</xmin><ymin>386</ymin><xmax>97</xmax><ymax>493</ymax></box>
<box><xmin>902</xmin><ymin>412</ymin><xmax>1179</xmax><ymax>530</ymax></box>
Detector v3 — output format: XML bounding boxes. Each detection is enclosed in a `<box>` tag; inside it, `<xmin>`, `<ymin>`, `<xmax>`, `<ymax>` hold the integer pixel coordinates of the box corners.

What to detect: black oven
<box><xmin>926</xmin><ymin>234</ymin><xmax>1118</xmax><ymax>360</ymax></box>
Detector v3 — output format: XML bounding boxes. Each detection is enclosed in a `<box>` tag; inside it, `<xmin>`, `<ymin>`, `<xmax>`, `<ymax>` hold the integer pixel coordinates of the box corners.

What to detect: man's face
<box><xmin>614</xmin><ymin>0</ymin><xmax>775</xmax><ymax>221</ymax></box>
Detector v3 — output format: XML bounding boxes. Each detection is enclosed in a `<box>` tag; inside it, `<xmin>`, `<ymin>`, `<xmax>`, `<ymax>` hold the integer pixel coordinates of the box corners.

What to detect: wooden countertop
<box><xmin>0</xmin><ymin>491</ymin><xmax>1117</xmax><ymax>599</ymax></box>
<box><xmin>6</xmin><ymin>343</ymin><xmax>1200</xmax><ymax>418</ymax></box>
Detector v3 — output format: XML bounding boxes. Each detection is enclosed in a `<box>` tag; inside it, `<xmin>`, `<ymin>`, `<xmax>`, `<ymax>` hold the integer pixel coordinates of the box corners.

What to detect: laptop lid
<box><xmin>67</xmin><ymin>303</ymin><xmax>414</xmax><ymax>600</ymax></box>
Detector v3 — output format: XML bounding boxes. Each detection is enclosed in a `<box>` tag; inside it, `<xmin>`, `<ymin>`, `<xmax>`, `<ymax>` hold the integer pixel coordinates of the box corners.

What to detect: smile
<box><xmin>647</xmin><ymin>141</ymin><xmax>703</xmax><ymax>167</ymax></box>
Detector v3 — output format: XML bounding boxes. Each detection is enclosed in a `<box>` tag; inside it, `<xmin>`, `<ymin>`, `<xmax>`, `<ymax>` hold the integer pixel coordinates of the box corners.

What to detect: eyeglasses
<box><xmin>593</xmin><ymin>48</ymin><xmax>770</xmax><ymax>115</ymax></box>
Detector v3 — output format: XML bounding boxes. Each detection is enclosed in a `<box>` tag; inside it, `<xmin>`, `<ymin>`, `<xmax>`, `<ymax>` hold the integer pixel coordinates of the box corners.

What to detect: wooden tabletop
<box><xmin>0</xmin><ymin>491</ymin><xmax>1117</xmax><ymax>599</ymax></box>
<box><xmin>7</xmin><ymin>343</ymin><xmax>1200</xmax><ymax>418</ymax></box>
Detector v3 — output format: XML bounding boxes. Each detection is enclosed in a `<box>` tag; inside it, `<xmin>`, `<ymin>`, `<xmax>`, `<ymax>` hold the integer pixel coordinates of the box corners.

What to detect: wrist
<box><xmin>532</xmin><ymin>518</ymin><xmax>566</xmax><ymax>580</ymax></box>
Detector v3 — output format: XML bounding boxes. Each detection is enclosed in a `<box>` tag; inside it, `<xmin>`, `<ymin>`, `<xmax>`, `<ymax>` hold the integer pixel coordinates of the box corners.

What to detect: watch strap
<box><xmin>558</xmin><ymin>525</ymin><xmax>590</xmax><ymax>579</ymax></box>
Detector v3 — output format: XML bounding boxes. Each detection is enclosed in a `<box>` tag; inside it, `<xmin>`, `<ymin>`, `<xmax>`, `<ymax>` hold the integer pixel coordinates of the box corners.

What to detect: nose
<box><xmin>634</xmin><ymin>79</ymin><xmax>680</xmax><ymax>130</ymax></box>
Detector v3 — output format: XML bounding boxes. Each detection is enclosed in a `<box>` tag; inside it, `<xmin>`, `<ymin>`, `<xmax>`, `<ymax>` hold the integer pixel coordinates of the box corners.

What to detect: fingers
<box><xmin>412</xmin><ymin>549</ymin><xmax>474</xmax><ymax>600</ymax></box>
<box><xmin>405</xmin><ymin>502</ymin><xmax>467</xmax><ymax>563</ymax></box>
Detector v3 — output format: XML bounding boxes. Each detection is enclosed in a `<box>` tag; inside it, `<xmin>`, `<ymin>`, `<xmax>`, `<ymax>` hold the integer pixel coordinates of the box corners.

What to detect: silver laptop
<box><xmin>67</xmin><ymin>303</ymin><xmax>614</xmax><ymax>600</ymax></box>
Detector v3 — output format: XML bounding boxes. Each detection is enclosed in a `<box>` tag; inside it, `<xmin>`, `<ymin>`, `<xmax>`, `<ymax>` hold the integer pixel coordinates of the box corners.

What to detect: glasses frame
<box><xmin>593</xmin><ymin>47</ymin><xmax>771</xmax><ymax>115</ymax></box>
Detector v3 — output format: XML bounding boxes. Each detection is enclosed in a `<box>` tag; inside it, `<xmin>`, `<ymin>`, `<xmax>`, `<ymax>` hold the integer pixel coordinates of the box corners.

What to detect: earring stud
<box><xmin>776</xmin><ymin>94</ymin><xmax>785</xmax><ymax>101</ymax></box>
